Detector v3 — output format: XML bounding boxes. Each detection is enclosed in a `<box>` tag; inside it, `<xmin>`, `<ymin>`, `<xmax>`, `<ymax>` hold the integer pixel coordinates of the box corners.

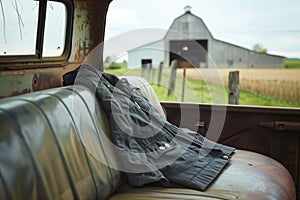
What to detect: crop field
<box><xmin>176</xmin><ymin>68</ymin><xmax>300</xmax><ymax>106</ymax></box>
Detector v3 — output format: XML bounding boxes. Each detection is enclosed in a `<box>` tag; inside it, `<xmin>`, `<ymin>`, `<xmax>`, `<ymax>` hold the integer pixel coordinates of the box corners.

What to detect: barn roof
<box><xmin>163</xmin><ymin>8</ymin><xmax>214</xmax><ymax>40</ymax></box>
<box><xmin>128</xmin><ymin>39</ymin><xmax>164</xmax><ymax>53</ymax></box>
<box><xmin>127</xmin><ymin>6</ymin><xmax>285</xmax><ymax>58</ymax></box>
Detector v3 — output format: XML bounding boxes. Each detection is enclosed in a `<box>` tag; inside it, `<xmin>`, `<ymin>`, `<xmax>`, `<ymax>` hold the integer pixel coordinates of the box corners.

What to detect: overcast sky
<box><xmin>105</xmin><ymin>0</ymin><xmax>300</xmax><ymax>58</ymax></box>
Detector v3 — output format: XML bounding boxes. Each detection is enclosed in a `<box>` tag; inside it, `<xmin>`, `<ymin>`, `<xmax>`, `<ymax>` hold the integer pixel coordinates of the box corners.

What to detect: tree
<box><xmin>104</xmin><ymin>55</ymin><xmax>117</xmax><ymax>64</ymax></box>
<box><xmin>252</xmin><ymin>43</ymin><xmax>268</xmax><ymax>54</ymax></box>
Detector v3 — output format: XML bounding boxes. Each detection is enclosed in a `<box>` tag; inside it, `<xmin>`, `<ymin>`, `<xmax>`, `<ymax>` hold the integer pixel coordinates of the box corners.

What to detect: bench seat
<box><xmin>0</xmin><ymin>86</ymin><xmax>295</xmax><ymax>199</ymax></box>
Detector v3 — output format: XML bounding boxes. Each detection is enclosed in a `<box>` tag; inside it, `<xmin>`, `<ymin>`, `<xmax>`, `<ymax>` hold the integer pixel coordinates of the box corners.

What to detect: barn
<box><xmin>127</xmin><ymin>6</ymin><xmax>285</xmax><ymax>68</ymax></box>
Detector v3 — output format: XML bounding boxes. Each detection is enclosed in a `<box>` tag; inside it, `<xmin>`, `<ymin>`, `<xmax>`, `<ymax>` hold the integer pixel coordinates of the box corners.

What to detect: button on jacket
<box><xmin>63</xmin><ymin>64</ymin><xmax>235</xmax><ymax>191</ymax></box>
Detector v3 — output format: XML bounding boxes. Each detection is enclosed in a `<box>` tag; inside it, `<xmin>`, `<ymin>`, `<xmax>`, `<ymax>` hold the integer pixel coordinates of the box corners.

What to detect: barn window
<box><xmin>0</xmin><ymin>0</ymin><xmax>73</xmax><ymax>68</ymax></box>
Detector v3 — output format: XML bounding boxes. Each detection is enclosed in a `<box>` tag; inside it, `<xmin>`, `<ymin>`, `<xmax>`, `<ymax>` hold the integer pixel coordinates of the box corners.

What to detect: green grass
<box><xmin>151</xmin><ymin>79</ymin><xmax>300</xmax><ymax>107</ymax></box>
<box><xmin>105</xmin><ymin>64</ymin><xmax>141</xmax><ymax>77</ymax></box>
<box><xmin>106</xmin><ymin>62</ymin><xmax>127</xmax><ymax>70</ymax></box>
<box><xmin>104</xmin><ymin>67</ymin><xmax>300</xmax><ymax>108</ymax></box>
<box><xmin>239</xmin><ymin>91</ymin><xmax>299</xmax><ymax>107</ymax></box>
<box><xmin>284</xmin><ymin>59</ymin><xmax>300</xmax><ymax>69</ymax></box>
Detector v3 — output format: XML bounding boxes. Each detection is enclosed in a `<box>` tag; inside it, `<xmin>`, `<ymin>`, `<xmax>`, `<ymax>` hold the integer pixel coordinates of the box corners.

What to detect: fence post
<box><xmin>168</xmin><ymin>60</ymin><xmax>178</xmax><ymax>96</ymax></box>
<box><xmin>157</xmin><ymin>61</ymin><xmax>163</xmax><ymax>86</ymax></box>
<box><xmin>228</xmin><ymin>71</ymin><xmax>239</xmax><ymax>104</ymax></box>
<box><xmin>181</xmin><ymin>65</ymin><xmax>186</xmax><ymax>102</ymax></box>
<box><xmin>146</xmin><ymin>63</ymin><xmax>152</xmax><ymax>81</ymax></box>
<box><xmin>141</xmin><ymin>64</ymin><xmax>147</xmax><ymax>78</ymax></box>
<box><xmin>157</xmin><ymin>62</ymin><xmax>164</xmax><ymax>86</ymax></box>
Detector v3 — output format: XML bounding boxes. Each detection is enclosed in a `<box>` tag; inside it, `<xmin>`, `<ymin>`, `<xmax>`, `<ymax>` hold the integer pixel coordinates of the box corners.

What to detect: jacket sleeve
<box><xmin>95</xmin><ymin>78</ymin><xmax>168</xmax><ymax>187</ymax></box>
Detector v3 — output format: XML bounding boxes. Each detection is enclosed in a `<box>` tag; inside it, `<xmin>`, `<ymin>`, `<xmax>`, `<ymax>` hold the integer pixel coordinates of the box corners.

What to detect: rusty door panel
<box><xmin>161</xmin><ymin>102</ymin><xmax>300</xmax><ymax>197</ymax></box>
<box><xmin>0</xmin><ymin>64</ymin><xmax>80</xmax><ymax>98</ymax></box>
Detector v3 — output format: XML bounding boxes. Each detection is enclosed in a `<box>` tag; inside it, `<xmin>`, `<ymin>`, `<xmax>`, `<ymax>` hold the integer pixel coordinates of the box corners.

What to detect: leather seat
<box><xmin>0</xmin><ymin>84</ymin><xmax>296</xmax><ymax>199</ymax></box>
<box><xmin>109</xmin><ymin>150</ymin><xmax>295</xmax><ymax>199</ymax></box>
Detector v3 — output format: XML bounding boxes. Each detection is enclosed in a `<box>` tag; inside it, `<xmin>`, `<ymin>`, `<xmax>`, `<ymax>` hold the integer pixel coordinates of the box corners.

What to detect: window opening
<box><xmin>43</xmin><ymin>1</ymin><xmax>67</xmax><ymax>57</ymax></box>
<box><xmin>0</xmin><ymin>0</ymin><xmax>69</xmax><ymax>60</ymax></box>
<box><xmin>0</xmin><ymin>0</ymin><xmax>39</xmax><ymax>55</ymax></box>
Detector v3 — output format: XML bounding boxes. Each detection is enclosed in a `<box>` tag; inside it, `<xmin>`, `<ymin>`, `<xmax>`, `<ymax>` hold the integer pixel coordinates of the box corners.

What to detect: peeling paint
<box><xmin>0</xmin><ymin>0</ymin><xmax>110</xmax><ymax>98</ymax></box>
<box><xmin>0</xmin><ymin>66</ymin><xmax>76</xmax><ymax>98</ymax></box>
<box><xmin>10</xmin><ymin>88</ymin><xmax>31</xmax><ymax>97</ymax></box>
<box><xmin>0</xmin><ymin>73</ymin><xmax>33</xmax><ymax>98</ymax></box>
<box><xmin>71</xmin><ymin>0</ymin><xmax>108</xmax><ymax>64</ymax></box>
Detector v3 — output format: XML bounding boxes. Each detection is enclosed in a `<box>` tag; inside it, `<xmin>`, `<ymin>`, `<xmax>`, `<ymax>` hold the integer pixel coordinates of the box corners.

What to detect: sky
<box><xmin>104</xmin><ymin>0</ymin><xmax>300</xmax><ymax>59</ymax></box>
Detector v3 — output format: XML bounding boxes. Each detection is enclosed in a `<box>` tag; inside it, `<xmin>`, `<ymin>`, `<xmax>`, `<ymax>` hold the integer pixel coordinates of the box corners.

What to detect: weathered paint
<box><xmin>0</xmin><ymin>64</ymin><xmax>79</xmax><ymax>98</ymax></box>
<box><xmin>0</xmin><ymin>73</ymin><xmax>33</xmax><ymax>98</ymax></box>
<box><xmin>0</xmin><ymin>0</ymin><xmax>110</xmax><ymax>98</ymax></box>
<box><xmin>71</xmin><ymin>0</ymin><xmax>109</xmax><ymax>67</ymax></box>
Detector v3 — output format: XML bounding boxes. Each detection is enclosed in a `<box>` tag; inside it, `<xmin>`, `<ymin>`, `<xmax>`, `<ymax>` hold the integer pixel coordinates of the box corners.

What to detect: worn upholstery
<box><xmin>0</xmin><ymin>86</ymin><xmax>124</xmax><ymax>200</ymax></box>
<box><xmin>0</xmin><ymin>85</ymin><xmax>296</xmax><ymax>199</ymax></box>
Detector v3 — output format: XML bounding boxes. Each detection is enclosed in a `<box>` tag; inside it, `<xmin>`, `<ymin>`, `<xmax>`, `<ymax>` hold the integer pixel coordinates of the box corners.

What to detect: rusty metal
<box><xmin>72</xmin><ymin>0</ymin><xmax>109</xmax><ymax>69</ymax></box>
<box><xmin>0</xmin><ymin>67</ymin><xmax>66</xmax><ymax>98</ymax></box>
<box><xmin>0</xmin><ymin>0</ymin><xmax>111</xmax><ymax>98</ymax></box>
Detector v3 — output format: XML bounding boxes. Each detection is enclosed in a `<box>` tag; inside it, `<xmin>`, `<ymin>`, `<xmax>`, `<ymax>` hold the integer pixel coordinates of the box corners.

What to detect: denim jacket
<box><xmin>63</xmin><ymin>64</ymin><xmax>235</xmax><ymax>191</ymax></box>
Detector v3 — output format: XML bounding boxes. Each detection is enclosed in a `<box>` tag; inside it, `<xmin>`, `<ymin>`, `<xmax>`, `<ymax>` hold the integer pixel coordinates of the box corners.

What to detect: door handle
<box><xmin>195</xmin><ymin>121</ymin><xmax>206</xmax><ymax>135</ymax></box>
<box><xmin>259</xmin><ymin>121</ymin><xmax>300</xmax><ymax>132</ymax></box>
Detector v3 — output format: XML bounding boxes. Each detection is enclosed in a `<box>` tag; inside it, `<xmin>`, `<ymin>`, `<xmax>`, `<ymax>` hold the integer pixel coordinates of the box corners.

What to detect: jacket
<box><xmin>63</xmin><ymin>64</ymin><xmax>235</xmax><ymax>191</ymax></box>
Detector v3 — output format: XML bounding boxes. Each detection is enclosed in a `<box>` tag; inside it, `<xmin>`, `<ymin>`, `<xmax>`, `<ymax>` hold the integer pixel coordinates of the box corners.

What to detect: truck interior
<box><xmin>0</xmin><ymin>0</ymin><xmax>299</xmax><ymax>199</ymax></box>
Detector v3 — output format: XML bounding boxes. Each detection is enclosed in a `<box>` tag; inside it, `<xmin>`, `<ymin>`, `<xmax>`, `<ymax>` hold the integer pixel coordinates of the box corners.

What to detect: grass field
<box><xmin>180</xmin><ymin>68</ymin><xmax>300</xmax><ymax>106</ymax></box>
<box><xmin>284</xmin><ymin>59</ymin><xmax>300</xmax><ymax>69</ymax></box>
<box><xmin>105</xmin><ymin>66</ymin><xmax>300</xmax><ymax>108</ymax></box>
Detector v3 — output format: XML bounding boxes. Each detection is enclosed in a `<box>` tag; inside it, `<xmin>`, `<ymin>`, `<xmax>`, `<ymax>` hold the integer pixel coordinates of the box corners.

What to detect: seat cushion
<box><xmin>123</xmin><ymin>76</ymin><xmax>166</xmax><ymax>119</ymax></box>
<box><xmin>109</xmin><ymin>150</ymin><xmax>295</xmax><ymax>200</ymax></box>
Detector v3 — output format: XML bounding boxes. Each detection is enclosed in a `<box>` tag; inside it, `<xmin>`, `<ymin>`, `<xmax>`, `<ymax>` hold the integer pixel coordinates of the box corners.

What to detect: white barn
<box><xmin>128</xmin><ymin>6</ymin><xmax>284</xmax><ymax>68</ymax></box>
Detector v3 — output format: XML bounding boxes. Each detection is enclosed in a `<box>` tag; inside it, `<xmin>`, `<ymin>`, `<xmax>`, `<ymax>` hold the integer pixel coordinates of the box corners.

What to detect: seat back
<box><xmin>0</xmin><ymin>86</ymin><xmax>124</xmax><ymax>200</ymax></box>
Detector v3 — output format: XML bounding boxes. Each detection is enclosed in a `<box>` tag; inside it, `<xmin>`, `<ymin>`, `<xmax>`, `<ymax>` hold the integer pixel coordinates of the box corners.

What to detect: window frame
<box><xmin>0</xmin><ymin>0</ymin><xmax>73</xmax><ymax>70</ymax></box>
